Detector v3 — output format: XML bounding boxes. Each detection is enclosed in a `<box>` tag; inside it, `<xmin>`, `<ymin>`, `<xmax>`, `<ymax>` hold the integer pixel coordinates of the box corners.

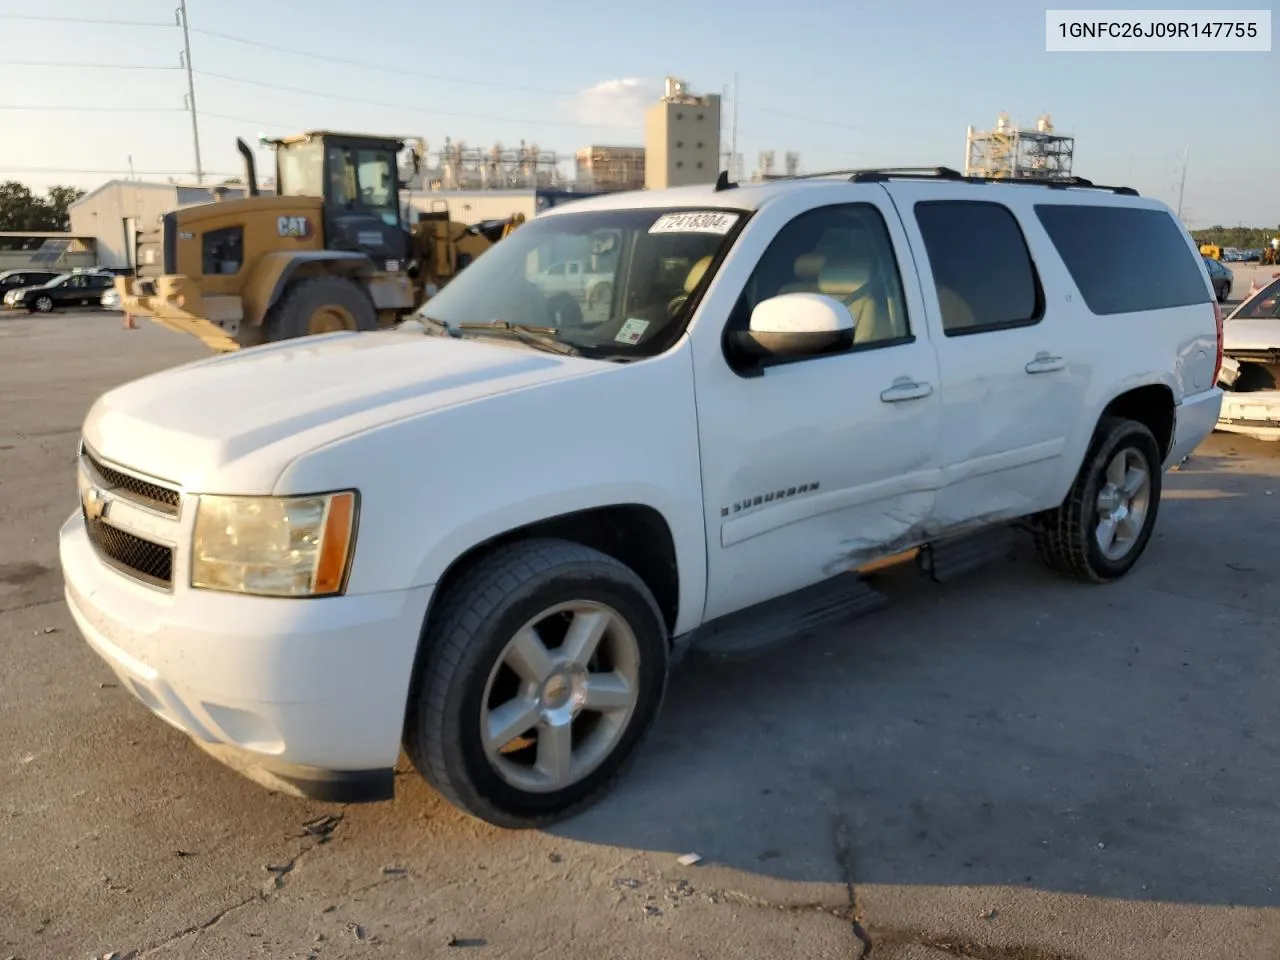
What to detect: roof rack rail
<box><xmin>845</xmin><ymin>168</ymin><xmax>1139</xmax><ymax>195</ymax></box>
<box><xmin>783</xmin><ymin>166</ymin><xmax>963</xmax><ymax>182</ymax></box>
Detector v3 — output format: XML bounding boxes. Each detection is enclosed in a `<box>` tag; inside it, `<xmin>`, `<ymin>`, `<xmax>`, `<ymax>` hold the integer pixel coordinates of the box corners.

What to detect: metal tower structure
<box><xmin>964</xmin><ymin>113</ymin><xmax>1075</xmax><ymax>180</ymax></box>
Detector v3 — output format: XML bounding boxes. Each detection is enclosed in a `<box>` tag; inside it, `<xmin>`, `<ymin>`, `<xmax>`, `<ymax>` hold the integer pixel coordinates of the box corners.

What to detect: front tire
<box><xmin>33</xmin><ymin>295</ymin><xmax>53</xmax><ymax>313</ymax></box>
<box><xmin>405</xmin><ymin>539</ymin><xmax>669</xmax><ymax>829</ymax></box>
<box><xmin>1033</xmin><ymin>416</ymin><xmax>1163</xmax><ymax>583</ymax></box>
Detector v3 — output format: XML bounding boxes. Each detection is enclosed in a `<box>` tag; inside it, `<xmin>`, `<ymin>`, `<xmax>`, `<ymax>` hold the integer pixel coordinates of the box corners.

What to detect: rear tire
<box><xmin>404</xmin><ymin>538</ymin><xmax>669</xmax><ymax>829</ymax></box>
<box><xmin>263</xmin><ymin>276</ymin><xmax>377</xmax><ymax>343</ymax></box>
<box><xmin>1033</xmin><ymin>416</ymin><xmax>1163</xmax><ymax>583</ymax></box>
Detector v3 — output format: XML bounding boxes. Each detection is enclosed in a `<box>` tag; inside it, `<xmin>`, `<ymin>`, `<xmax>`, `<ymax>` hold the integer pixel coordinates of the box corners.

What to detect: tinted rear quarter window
<box><xmin>1035</xmin><ymin>204</ymin><xmax>1209</xmax><ymax>315</ymax></box>
<box><xmin>913</xmin><ymin>200</ymin><xmax>1042</xmax><ymax>336</ymax></box>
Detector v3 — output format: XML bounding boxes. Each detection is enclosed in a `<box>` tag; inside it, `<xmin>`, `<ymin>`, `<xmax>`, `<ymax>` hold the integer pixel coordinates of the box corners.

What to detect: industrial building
<box><xmin>644</xmin><ymin>77</ymin><xmax>722</xmax><ymax>190</ymax></box>
<box><xmin>403</xmin><ymin>188</ymin><xmax>601</xmax><ymax>225</ymax></box>
<box><xmin>68</xmin><ymin>180</ymin><xmax>259</xmax><ymax>269</ymax></box>
<box><xmin>964</xmin><ymin>113</ymin><xmax>1075</xmax><ymax>180</ymax></box>
<box><xmin>575</xmin><ymin>145</ymin><xmax>646</xmax><ymax>193</ymax></box>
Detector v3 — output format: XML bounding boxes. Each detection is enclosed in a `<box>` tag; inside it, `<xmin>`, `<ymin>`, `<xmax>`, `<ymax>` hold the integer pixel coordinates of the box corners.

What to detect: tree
<box><xmin>0</xmin><ymin>182</ymin><xmax>86</xmax><ymax>231</ymax></box>
<box><xmin>44</xmin><ymin>185</ymin><xmax>86</xmax><ymax>229</ymax></box>
<box><xmin>1191</xmin><ymin>225</ymin><xmax>1280</xmax><ymax>249</ymax></box>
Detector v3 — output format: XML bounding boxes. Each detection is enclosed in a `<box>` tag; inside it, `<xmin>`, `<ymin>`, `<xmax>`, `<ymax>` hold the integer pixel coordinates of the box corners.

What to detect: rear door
<box><xmin>884</xmin><ymin>184</ymin><xmax>1091</xmax><ymax>530</ymax></box>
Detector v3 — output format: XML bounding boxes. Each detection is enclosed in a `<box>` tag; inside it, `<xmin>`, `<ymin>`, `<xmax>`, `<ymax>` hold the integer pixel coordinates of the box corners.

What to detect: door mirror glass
<box><xmin>733</xmin><ymin>292</ymin><xmax>855</xmax><ymax>358</ymax></box>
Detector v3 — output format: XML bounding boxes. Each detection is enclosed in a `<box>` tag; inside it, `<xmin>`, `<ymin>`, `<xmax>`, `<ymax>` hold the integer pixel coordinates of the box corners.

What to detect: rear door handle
<box><xmin>1025</xmin><ymin>352</ymin><xmax>1065</xmax><ymax>374</ymax></box>
<box><xmin>880</xmin><ymin>378</ymin><xmax>934</xmax><ymax>403</ymax></box>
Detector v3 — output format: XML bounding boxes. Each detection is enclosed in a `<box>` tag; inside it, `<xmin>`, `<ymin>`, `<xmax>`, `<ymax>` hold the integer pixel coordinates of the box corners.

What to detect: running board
<box><xmin>917</xmin><ymin>525</ymin><xmax>1019</xmax><ymax>583</ymax></box>
<box><xmin>683</xmin><ymin>572</ymin><xmax>888</xmax><ymax>662</ymax></box>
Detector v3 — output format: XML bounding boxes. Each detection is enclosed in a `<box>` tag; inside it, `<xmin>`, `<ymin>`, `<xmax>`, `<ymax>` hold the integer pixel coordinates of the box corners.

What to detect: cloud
<box><xmin>567</xmin><ymin>78</ymin><xmax>662</xmax><ymax>128</ymax></box>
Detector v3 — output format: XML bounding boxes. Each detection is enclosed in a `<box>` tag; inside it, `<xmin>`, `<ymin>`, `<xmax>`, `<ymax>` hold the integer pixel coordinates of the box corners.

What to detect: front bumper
<box><xmin>60</xmin><ymin>510</ymin><xmax>433</xmax><ymax>802</ymax></box>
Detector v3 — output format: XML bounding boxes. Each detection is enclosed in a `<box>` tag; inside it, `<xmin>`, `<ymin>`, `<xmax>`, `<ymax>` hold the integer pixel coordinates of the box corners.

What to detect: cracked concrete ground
<box><xmin>3</xmin><ymin>314</ymin><xmax>1280</xmax><ymax>960</ymax></box>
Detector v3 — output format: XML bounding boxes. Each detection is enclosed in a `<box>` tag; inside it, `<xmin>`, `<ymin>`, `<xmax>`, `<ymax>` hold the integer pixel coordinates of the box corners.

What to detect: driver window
<box><xmin>728</xmin><ymin>203</ymin><xmax>911</xmax><ymax>349</ymax></box>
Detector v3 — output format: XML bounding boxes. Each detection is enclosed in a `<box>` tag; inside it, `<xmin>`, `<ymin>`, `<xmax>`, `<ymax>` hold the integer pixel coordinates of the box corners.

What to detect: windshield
<box><xmin>277</xmin><ymin>141</ymin><xmax>324</xmax><ymax>198</ymax></box>
<box><xmin>44</xmin><ymin>273</ymin><xmax>72</xmax><ymax>287</ymax></box>
<box><xmin>1234</xmin><ymin>277</ymin><xmax>1280</xmax><ymax>320</ymax></box>
<box><xmin>414</xmin><ymin>206</ymin><xmax>745</xmax><ymax>358</ymax></box>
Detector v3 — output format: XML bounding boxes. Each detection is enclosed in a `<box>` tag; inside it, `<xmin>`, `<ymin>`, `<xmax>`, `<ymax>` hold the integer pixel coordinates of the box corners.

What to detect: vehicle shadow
<box><xmin>551</xmin><ymin>457</ymin><xmax>1280</xmax><ymax>909</ymax></box>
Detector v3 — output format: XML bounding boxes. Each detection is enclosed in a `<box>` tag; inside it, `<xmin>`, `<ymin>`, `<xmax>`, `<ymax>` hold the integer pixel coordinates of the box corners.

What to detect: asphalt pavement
<box><xmin>3</xmin><ymin>314</ymin><xmax>1280</xmax><ymax>960</ymax></box>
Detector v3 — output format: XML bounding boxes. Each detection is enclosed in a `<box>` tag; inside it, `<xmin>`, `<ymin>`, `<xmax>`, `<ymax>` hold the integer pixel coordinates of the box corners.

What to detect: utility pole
<box><xmin>177</xmin><ymin>0</ymin><xmax>203</xmax><ymax>184</ymax></box>
<box><xmin>730</xmin><ymin>73</ymin><xmax>739</xmax><ymax>183</ymax></box>
<box><xmin>1175</xmin><ymin>144</ymin><xmax>1188</xmax><ymax>220</ymax></box>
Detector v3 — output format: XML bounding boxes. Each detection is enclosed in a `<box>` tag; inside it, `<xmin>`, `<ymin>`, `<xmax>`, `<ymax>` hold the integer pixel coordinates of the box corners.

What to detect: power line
<box><xmin>0</xmin><ymin>166</ymin><xmax>239</xmax><ymax>176</ymax></box>
<box><xmin>187</xmin><ymin>25</ymin><xmax>575</xmax><ymax>97</ymax></box>
<box><xmin>0</xmin><ymin>14</ymin><xmax>173</xmax><ymax>27</ymax></box>
<box><xmin>0</xmin><ymin>61</ymin><xmax>180</xmax><ymax>70</ymax></box>
<box><xmin>192</xmin><ymin>69</ymin><xmax>640</xmax><ymax>130</ymax></box>
<box><xmin>0</xmin><ymin>105</ymin><xmax>184</xmax><ymax>113</ymax></box>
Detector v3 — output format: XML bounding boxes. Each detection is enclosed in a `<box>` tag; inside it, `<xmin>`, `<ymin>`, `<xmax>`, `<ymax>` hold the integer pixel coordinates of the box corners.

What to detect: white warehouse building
<box><xmin>68</xmin><ymin>180</ymin><xmax>259</xmax><ymax>270</ymax></box>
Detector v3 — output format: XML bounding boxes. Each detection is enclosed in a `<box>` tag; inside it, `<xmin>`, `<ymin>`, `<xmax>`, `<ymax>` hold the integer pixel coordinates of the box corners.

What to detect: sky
<box><xmin>0</xmin><ymin>0</ymin><xmax>1276</xmax><ymax>228</ymax></box>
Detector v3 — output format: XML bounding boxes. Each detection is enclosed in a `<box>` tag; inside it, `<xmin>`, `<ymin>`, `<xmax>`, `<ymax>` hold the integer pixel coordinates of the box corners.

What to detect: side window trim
<box><xmin>913</xmin><ymin>199</ymin><xmax>1046</xmax><ymax>339</ymax></box>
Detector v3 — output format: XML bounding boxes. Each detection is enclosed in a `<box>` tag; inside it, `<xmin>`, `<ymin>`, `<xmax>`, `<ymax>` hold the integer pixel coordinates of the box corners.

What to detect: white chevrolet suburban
<box><xmin>60</xmin><ymin>169</ymin><xmax>1224</xmax><ymax>829</ymax></box>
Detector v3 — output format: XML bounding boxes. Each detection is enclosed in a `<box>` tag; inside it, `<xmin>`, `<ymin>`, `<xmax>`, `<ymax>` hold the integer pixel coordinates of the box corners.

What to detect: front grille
<box><xmin>84</xmin><ymin>514</ymin><xmax>174</xmax><ymax>588</ymax></box>
<box><xmin>82</xmin><ymin>448</ymin><xmax>180</xmax><ymax>516</ymax></box>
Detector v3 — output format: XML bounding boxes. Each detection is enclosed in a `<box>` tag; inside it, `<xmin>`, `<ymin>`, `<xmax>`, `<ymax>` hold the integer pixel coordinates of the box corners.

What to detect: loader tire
<box><xmin>264</xmin><ymin>276</ymin><xmax>377</xmax><ymax>343</ymax></box>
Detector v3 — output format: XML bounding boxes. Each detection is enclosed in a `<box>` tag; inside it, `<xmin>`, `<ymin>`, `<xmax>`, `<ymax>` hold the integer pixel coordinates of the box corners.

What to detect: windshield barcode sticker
<box><xmin>649</xmin><ymin>212</ymin><xmax>740</xmax><ymax>235</ymax></box>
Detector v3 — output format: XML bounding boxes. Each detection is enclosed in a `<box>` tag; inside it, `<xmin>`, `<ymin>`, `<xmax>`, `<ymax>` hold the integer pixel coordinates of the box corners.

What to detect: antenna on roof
<box><xmin>714</xmin><ymin>169</ymin><xmax>737</xmax><ymax>192</ymax></box>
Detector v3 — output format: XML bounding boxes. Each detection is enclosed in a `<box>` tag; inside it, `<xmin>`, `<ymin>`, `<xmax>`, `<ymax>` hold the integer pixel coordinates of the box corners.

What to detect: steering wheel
<box><xmin>666</xmin><ymin>293</ymin><xmax>690</xmax><ymax>318</ymax></box>
<box><xmin>544</xmin><ymin>292</ymin><xmax>584</xmax><ymax>328</ymax></box>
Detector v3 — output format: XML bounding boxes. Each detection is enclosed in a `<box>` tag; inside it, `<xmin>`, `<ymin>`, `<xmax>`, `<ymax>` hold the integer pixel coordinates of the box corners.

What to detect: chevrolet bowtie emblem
<box><xmin>82</xmin><ymin>485</ymin><xmax>107</xmax><ymax>522</ymax></box>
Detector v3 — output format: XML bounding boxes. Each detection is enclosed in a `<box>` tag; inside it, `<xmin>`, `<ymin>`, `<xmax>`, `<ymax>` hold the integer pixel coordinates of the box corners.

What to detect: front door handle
<box><xmin>880</xmin><ymin>378</ymin><xmax>934</xmax><ymax>403</ymax></box>
<box><xmin>1025</xmin><ymin>352</ymin><xmax>1065</xmax><ymax>374</ymax></box>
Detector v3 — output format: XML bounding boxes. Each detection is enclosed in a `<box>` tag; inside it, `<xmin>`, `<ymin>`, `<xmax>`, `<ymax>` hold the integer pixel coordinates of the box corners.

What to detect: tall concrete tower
<box><xmin>644</xmin><ymin>77</ymin><xmax>721</xmax><ymax>190</ymax></box>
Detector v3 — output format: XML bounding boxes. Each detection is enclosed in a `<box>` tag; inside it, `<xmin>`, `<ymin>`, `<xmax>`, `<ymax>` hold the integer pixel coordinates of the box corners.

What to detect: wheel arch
<box><xmin>425</xmin><ymin>504</ymin><xmax>681</xmax><ymax>637</ymax></box>
<box><xmin>1099</xmin><ymin>382</ymin><xmax>1176</xmax><ymax>461</ymax></box>
<box><xmin>1049</xmin><ymin>380</ymin><xmax>1177</xmax><ymax>510</ymax></box>
<box><xmin>242</xmin><ymin>251</ymin><xmax>376</xmax><ymax>327</ymax></box>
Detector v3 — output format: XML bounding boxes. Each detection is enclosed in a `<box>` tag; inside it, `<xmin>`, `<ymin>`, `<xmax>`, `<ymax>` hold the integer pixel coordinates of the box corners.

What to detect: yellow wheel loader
<box><xmin>116</xmin><ymin>131</ymin><xmax>524</xmax><ymax>352</ymax></box>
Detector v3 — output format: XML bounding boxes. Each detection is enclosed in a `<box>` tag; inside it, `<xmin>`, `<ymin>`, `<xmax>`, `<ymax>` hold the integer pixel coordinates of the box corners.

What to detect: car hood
<box><xmin>1223</xmin><ymin>317</ymin><xmax>1280</xmax><ymax>352</ymax></box>
<box><xmin>82</xmin><ymin>330</ymin><xmax>605</xmax><ymax>493</ymax></box>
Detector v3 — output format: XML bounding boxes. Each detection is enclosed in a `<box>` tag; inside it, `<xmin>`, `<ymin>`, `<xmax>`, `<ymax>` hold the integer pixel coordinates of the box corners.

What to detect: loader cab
<box><xmin>272</xmin><ymin>131</ymin><xmax>410</xmax><ymax>269</ymax></box>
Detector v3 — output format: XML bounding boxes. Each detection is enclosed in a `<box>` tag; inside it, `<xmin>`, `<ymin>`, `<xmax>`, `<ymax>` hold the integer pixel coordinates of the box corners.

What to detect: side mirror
<box><xmin>732</xmin><ymin>293</ymin><xmax>854</xmax><ymax>359</ymax></box>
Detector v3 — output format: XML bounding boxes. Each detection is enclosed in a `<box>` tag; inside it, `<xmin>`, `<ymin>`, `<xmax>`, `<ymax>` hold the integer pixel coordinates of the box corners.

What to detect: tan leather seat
<box><xmin>816</xmin><ymin>254</ymin><xmax>899</xmax><ymax>344</ymax></box>
<box><xmin>936</xmin><ymin>286</ymin><xmax>977</xmax><ymax>330</ymax></box>
<box><xmin>777</xmin><ymin>253</ymin><xmax>825</xmax><ymax>295</ymax></box>
<box><xmin>684</xmin><ymin>255</ymin><xmax>714</xmax><ymax>294</ymax></box>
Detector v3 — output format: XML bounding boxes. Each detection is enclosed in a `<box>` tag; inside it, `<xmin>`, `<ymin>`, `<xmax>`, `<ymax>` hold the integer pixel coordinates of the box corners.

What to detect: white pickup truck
<box><xmin>60</xmin><ymin>169</ymin><xmax>1223</xmax><ymax>828</ymax></box>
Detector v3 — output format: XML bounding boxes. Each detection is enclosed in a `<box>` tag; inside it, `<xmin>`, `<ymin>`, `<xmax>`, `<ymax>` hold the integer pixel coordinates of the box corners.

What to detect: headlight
<box><xmin>191</xmin><ymin>491</ymin><xmax>357</xmax><ymax>597</ymax></box>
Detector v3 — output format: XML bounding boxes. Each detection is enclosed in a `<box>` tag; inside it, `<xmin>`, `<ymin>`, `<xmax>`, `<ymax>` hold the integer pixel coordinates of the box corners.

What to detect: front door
<box><xmin>692</xmin><ymin>194</ymin><xmax>945</xmax><ymax>622</ymax></box>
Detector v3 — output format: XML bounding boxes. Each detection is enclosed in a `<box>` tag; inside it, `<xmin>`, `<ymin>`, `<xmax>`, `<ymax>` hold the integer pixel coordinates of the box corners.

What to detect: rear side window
<box><xmin>1035</xmin><ymin>204</ymin><xmax>1209</xmax><ymax>315</ymax></box>
<box><xmin>913</xmin><ymin>200</ymin><xmax>1042</xmax><ymax>336</ymax></box>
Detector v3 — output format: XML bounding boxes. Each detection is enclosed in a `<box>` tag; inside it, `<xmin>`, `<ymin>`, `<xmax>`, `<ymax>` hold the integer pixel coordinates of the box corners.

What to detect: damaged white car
<box><xmin>1217</xmin><ymin>274</ymin><xmax>1280</xmax><ymax>440</ymax></box>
